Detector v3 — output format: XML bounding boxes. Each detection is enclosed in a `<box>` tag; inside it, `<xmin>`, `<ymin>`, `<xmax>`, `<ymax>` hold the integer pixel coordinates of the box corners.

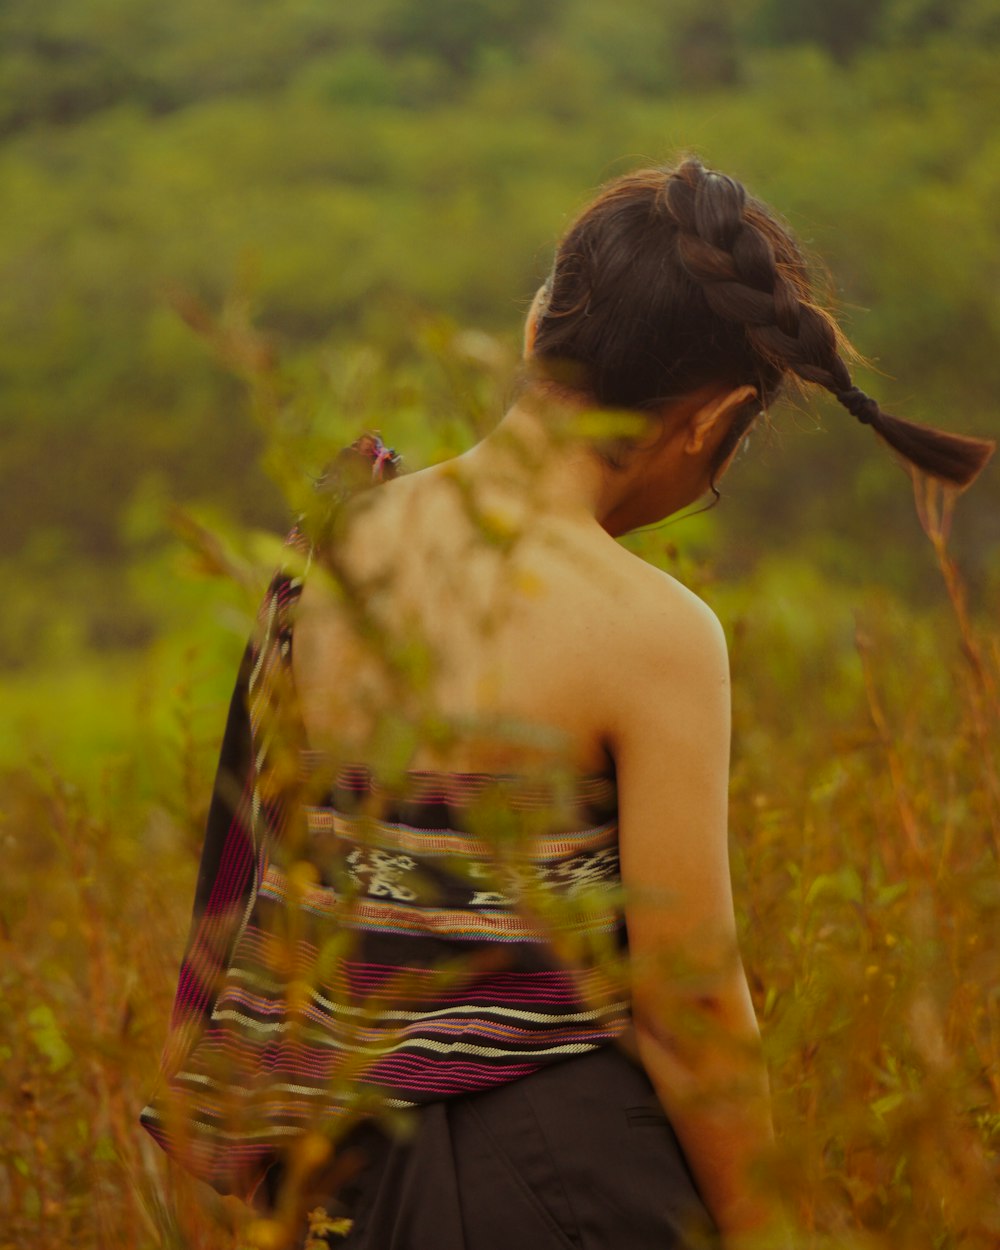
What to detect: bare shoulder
<box><xmin>610</xmin><ymin>549</ymin><xmax>728</xmax><ymax>676</ymax></box>
<box><xmin>590</xmin><ymin>549</ymin><xmax>730</xmax><ymax>752</ymax></box>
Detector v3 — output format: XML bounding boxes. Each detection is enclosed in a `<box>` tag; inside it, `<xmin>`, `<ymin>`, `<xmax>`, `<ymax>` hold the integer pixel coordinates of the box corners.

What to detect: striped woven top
<box><xmin>140</xmin><ymin>499</ymin><xmax>633</xmax><ymax>1202</ymax></box>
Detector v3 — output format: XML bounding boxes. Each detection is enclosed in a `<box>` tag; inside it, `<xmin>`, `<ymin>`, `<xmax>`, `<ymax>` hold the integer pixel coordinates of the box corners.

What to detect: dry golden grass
<box><xmin>3</xmin><ymin>322</ymin><xmax>996</xmax><ymax>1249</ymax></box>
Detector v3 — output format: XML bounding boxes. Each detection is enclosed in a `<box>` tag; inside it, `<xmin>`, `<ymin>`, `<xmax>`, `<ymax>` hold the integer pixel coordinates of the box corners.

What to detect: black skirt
<box><xmin>293</xmin><ymin>1042</ymin><xmax>718</xmax><ymax>1250</ymax></box>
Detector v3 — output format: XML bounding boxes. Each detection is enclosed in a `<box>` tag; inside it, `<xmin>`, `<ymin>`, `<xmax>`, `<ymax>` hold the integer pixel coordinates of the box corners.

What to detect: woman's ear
<box><xmin>523</xmin><ymin>284</ymin><xmax>549</xmax><ymax>359</ymax></box>
<box><xmin>685</xmin><ymin>385</ymin><xmax>758</xmax><ymax>454</ymax></box>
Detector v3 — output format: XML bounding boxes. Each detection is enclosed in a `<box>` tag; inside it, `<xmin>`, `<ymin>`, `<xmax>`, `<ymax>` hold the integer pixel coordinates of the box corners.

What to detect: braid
<box><xmin>666</xmin><ymin>167</ymin><xmax>802</xmax><ymax>341</ymax></box>
<box><xmin>834</xmin><ymin>386</ymin><xmax>879</xmax><ymax>425</ymax></box>
<box><xmin>664</xmin><ymin>159</ymin><xmax>995</xmax><ymax>489</ymax></box>
<box><xmin>532</xmin><ymin>158</ymin><xmax>994</xmax><ymax>489</ymax></box>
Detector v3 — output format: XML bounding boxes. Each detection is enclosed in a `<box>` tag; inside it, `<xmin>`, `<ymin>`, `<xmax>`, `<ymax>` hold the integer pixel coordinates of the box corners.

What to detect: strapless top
<box><xmin>140</xmin><ymin>531</ymin><xmax>632</xmax><ymax>1203</ymax></box>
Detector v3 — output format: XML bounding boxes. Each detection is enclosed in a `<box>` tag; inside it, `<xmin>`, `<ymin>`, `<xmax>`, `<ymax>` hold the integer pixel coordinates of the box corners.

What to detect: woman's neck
<box><xmin>447</xmin><ymin>395</ymin><xmax>632</xmax><ymax>536</ymax></box>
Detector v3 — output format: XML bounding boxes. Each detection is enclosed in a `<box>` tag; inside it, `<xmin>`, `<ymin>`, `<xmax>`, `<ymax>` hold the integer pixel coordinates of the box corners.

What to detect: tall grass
<box><xmin>2</xmin><ymin>326</ymin><xmax>996</xmax><ymax>1249</ymax></box>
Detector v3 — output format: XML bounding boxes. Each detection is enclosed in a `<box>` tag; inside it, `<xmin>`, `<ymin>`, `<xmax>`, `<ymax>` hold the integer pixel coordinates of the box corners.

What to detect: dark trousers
<box><xmin>303</xmin><ymin>1043</ymin><xmax>718</xmax><ymax>1250</ymax></box>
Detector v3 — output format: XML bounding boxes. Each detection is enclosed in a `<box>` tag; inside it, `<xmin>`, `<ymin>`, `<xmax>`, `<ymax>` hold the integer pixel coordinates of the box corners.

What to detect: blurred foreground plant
<box><xmin>728</xmin><ymin>474</ymin><xmax>1000</xmax><ymax>1249</ymax></box>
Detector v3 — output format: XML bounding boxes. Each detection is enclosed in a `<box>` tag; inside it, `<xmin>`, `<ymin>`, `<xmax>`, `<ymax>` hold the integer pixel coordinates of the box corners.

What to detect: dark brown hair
<box><xmin>532</xmin><ymin>158</ymin><xmax>994</xmax><ymax>488</ymax></box>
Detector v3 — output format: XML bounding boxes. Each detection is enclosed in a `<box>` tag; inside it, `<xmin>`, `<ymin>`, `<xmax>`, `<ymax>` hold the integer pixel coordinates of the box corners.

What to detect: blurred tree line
<box><xmin>1</xmin><ymin>0</ymin><xmax>998</xmax><ymax>673</ymax></box>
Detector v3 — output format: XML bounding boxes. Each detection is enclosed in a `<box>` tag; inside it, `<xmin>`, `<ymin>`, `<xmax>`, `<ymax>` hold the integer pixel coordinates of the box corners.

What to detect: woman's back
<box><xmin>291</xmin><ymin>455</ymin><xmax>680</xmax><ymax>781</ymax></box>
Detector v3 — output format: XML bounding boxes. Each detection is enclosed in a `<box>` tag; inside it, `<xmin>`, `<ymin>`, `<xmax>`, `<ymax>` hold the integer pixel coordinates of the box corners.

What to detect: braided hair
<box><xmin>532</xmin><ymin>158</ymin><xmax>994</xmax><ymax>489</ymax></box>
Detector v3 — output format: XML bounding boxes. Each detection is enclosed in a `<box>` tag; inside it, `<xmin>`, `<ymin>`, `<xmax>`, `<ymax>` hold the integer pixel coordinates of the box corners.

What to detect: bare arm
<box><xmin>610</xmin><ymin>582</ymin><xmax>787</xmax><ymax>1249</ymax></box>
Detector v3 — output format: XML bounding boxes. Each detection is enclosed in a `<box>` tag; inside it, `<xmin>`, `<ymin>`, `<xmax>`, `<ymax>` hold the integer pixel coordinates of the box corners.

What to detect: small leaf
<box><xmin>872</xmin><ymin>1091</ymin><xmax>906</xmax><ymax>1119</ymax></box>
<box><xmin>94</xmin><ymin>1135</ymin><xmax>118</xmax><ymax>1163</ymax></box>
<box><xmin>876</xmin><ymin>882</ymin><xmax>909</xmax><ymax>907</ymax></box>
<box><xmin>805</xmin><ymin>866</ymin><xmax>863</xmax><ymax>906</ymax></box>
<box><xmin>26</xmin><ymin>1004</ymin><xmax>72</xmax><ymax>1073</ymax></box>
<box><xmin>569</xmin><ymin>409</ymin><xmax>649</xmax><ymax>442</ymax></box>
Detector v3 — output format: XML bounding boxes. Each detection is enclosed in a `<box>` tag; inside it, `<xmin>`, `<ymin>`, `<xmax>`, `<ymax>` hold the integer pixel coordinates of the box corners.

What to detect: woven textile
<box><xmin>141</xmin><ymin>503</ymin><xmax>632</xmax><ymax>1204</ymax></box>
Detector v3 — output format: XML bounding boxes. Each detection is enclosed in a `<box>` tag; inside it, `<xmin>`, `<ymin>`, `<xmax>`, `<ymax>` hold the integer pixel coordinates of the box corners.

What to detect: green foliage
<box><xmin>26</xmin><ymin>1004</ymin><xmax>73</xmax><ymax>1073</ymax></box>
<box><xmin>753</xmin><ymin>0</ymin><xmax>888</xmax><ymax>61</ymax></box>
<box><xmin>3</xmin><ymin>5</ymin><xmax>999</xmax><ymax>670</ymax></box>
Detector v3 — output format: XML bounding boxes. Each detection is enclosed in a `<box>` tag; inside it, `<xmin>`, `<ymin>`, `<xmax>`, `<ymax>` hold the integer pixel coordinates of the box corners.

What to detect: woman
<box><xmin>142</xmin><ymin>158</ymin><xmax>993</xmax><ymax>1249</ymax></box>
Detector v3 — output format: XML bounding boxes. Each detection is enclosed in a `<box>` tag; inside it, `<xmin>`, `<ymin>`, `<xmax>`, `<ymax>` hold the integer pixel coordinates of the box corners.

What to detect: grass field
<box><xmin>1</xmin><ymin>483</ymin><xmax>997</xmax><ymax>1250</ymax></box>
